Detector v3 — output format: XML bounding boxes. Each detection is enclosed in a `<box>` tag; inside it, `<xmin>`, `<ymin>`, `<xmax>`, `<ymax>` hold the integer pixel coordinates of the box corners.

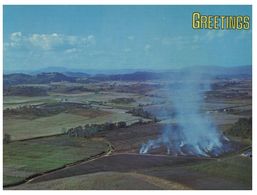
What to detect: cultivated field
<box><xmin>3</xmin><ymin>135</ymin><xmax>110</xmax><ymax>186</ymax></box>
<box><xmin>4</xmin><ymin>108</ymin><xmax>144</xmax><ymax>140</ymax></box>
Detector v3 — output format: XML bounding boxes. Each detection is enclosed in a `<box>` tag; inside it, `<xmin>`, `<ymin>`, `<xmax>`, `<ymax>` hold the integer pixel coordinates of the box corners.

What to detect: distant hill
<box><xmin>4</xmin><ymin>72</ymin><xmax>75</xmax><ymax>87</ymax></box>
<box><xmin>89</xmin><ymin>66</ymin><xmax>252</xmax><ymax>81</ymax></box>
<box><xmin>63</xmin><ymin>72</ymin><xmax>90</xmax><ymax>77</ymax></box>
<box><xmin>90</xmin><ymin>71</ymin><xmax>169</xmax><ymax>81</ymax></box>
<box><xmin>3</xmin><ymin>73</ymin><xmax>34</xmax><ymax>86</ymax></box>
<box><xmin>36</xmin><ymin>72</ymin><xmax>76</xmax><ymax>83</ymax></box>
<box><xmin>4</xmin><ymin>86</ymin><xmax>48</xmax><ymax>96</ymax></box>
<box><xmin>4</xmin><ymin>66</ymin><xmax>252</xmax><ymax>87</ymax></box>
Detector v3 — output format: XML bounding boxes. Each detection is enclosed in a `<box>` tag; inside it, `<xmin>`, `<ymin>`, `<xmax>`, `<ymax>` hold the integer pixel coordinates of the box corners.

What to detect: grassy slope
<box><xmin>4</xmin><ymin>113</ymin><xmax>89</xmax><ymax>140</ymax></box>
<box><xmin>187</xmin><ymin>155</ymin><xmax>252</xmax><ymax>187</ymax></box>
<box><xmin>8</xmin><ymin>171</ymin><xmax>189</xmax><ymax>190</ymax></box>
<box><xmin>3</xmin><ymin>136</ymin><xmax>110</xmax><ymax>186</ymax></box>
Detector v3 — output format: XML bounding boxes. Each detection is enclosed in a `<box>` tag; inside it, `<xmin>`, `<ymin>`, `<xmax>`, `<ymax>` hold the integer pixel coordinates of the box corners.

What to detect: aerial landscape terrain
<box><xmin>3</xmin><ymin>5</ymin><xmax>252</xmax><ymax>191</ymax></box>
<box><xmin>3</xmin><ymin>66</ymin><xmax>252</xmax><ymax>190</ymax></box>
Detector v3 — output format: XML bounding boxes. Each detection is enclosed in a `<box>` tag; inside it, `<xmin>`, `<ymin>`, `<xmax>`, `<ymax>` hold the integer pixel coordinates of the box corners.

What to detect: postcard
<box><xmin>3</xmin><ymin>4</ymin><xmax>252</xmax><ymax>190</ymax></box>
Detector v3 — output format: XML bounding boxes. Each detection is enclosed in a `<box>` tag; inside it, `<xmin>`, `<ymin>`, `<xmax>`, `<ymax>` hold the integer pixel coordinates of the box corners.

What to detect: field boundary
<box><xmin>9</xmin><ymin>133</ymin><xmax>66</xmax><ymax>143</ymax></box>
<box><xmin>4</xmin><ymin>142</ymin><xmax>114</xmax><ymax>188</ymax></box>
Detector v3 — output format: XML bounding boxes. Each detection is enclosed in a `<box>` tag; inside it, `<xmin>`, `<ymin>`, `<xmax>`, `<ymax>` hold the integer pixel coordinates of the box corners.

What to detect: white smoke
<box><xmin>140</xmin><ymin>71</ymin><xmax>228</xmax><ymax>157</ymax></box>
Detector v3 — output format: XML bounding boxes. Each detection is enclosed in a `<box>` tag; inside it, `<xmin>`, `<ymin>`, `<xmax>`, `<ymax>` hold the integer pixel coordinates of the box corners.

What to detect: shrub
<box><xmin>227</xmin><ymin>117</ymin><xmax>252</xmax><ymax>139</ymax></box>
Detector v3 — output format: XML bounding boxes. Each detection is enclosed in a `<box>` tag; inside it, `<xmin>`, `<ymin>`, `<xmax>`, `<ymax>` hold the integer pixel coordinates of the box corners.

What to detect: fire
<box><xmin>140</xmin><ymin>72</ymin><xmax>230</xmax><ymax>157</ymax></box>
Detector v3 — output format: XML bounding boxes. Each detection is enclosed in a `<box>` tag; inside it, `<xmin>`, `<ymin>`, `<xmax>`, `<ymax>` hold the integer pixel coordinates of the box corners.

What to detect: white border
<box><xmin>0</xmin><ymin>1</ymin><xmax>255</xmax><ymax>195</ymax></box>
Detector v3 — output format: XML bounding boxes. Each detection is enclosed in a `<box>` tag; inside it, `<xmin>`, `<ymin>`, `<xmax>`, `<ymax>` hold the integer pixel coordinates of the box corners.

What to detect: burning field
<box><xmin>140</xmin><ymin>72</ymin><xmax>233</xmax><ymax>157</ymax></box>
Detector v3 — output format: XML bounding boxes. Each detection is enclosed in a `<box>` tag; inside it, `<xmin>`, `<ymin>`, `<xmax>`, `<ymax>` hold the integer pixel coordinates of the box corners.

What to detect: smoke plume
<box><xmin>140</xmin><ymin>71</ymin><xmax>228</xmax><ymax>157</ymax></box>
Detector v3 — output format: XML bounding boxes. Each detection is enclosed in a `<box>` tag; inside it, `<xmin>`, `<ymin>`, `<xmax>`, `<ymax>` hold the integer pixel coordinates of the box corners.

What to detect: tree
<box><xmin>227</xmin><ymin>117</ymin><xmax>252</xmax><ymax>138</ymax></box>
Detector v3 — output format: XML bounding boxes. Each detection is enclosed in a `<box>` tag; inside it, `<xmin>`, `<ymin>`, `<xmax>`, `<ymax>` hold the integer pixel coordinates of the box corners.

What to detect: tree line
<box><xmin>66</xmin><ymin>120</ymin><xmax>151</xmax><ymax>138</ymax></box>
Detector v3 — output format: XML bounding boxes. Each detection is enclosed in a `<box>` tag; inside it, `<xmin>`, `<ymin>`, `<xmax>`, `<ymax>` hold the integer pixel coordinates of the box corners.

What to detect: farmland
<box><xmin>3</xmin><ymin>135</ymin><xmax>110</xmax><ymax>186</ymax></box>
<box><xmin>3</xmin><ymin>69</ymin><xmax>252</xmax><ymax>190</ymax></box>
<box><xmin>4</xmin><ymin>110</ymin><xmax>144</xmax><ymax>140</ymax></box>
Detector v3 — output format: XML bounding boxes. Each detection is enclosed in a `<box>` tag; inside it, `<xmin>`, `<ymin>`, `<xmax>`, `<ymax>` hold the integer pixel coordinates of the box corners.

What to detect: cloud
<box><xmin>7</xmin><ymin>32</ymin><xmax>23</xmax><ymax>48</ymax></box>
<box><xmin>161</xmin><ymin>36</ymin><xmax>192</xmax><ymax>50</ymax></box>
<box><xmin>10</xmin><ymin>32</ymin><xmax>22</xmax><ymax>41</ymax></box>
<box><xmin>5</xmin><ymin>32</ymin><xmax>96</xmax><ymax>51</ymax></box>
<box><xmin>83</xmin><ymin>35</ymin><xmax>96</xmax><ymax>45</ymax></box>
<box><xmin>159</xmin><ymin>30</ymin><xmax>227</xmax><ymax>51</ymax></box>
<box><xmin>205</xmin><ymin>31</ymin><xmax>225</xmax><ymax>41</ymax></box>
<box><xmin>128</xmin><ymin>36</ymin><xmax>135</xmax><ymax>41</ymax></box>
<box><xmin>144</xmin><ymin>44</ymin><xmax>151</xmax><ymax>51</ymax></box>
<box><xmin>28</xmin><ymin>33</ymin><xmax>64</xmax><ymax>50</ymax></box>
<box><xmin>124</xmin><ymin>48</ymin><xmax>131</xmax><ymax>52</ymax></box>
<box><xmin>64</xmin><ymin>48</ymin><xmax>77</xmax><ymax>54</ymax></box>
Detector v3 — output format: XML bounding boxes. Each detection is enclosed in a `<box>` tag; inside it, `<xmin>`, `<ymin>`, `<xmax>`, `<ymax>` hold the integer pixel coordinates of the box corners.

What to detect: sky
<box><xmin>3</xmin><ymin>5</ymin><xmax>252</xmax><ymax>72</ymax></box>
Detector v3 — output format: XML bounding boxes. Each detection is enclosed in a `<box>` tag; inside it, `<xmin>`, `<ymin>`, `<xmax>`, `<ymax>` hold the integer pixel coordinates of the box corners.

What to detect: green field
<box><xmin>3</xmin><ymin>96</ymin><xmax>58</xmax><ymax>109</ymax></box>
<box><xmin>3</xmin><ymin>90</ymin><xmax>145</xmax><ymax>109</ymax></box>
<box><xmin>188</xmin><ymin>155</ymin><xmax>252</xmax><ymax>186</ymax></box>
<box><xmin>3</xmin><ymin>136</ymin><xmax>110</xmax><ymax>186</ymax></box>
<box><xmin>4</xmin><ymin>111</ymin><xmax>144</xmax><ymax>140</ymax></box>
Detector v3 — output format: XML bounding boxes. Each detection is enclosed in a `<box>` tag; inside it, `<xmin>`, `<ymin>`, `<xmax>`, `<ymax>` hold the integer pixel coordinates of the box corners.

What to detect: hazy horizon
<box><xmin>4</xmin><ymin>64</ymin><xmax>252</xmax><ymax>75</ymax></box>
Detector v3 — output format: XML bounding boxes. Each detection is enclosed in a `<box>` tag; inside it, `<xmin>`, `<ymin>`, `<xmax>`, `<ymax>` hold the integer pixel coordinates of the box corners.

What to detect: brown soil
<box><xmin>95</xmin><ymin>122</ymin><xmax>163</xmax><ymax>153</ymax></box>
